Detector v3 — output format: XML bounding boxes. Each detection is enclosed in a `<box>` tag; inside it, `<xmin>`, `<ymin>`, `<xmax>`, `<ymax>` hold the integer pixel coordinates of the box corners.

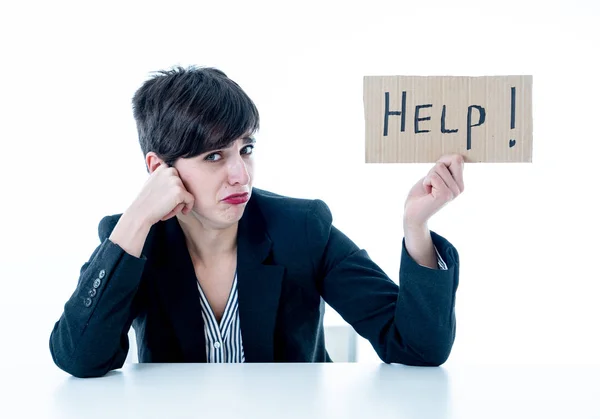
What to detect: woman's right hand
<box><xmin>128</xmin><ymin>163</ymin><xmax>196</xmax><ymax>227</ymax></box>
<box><xmin>108</xmin><ymin>163</ymin><xmax>195</xmax><ymax>258</ymax></box>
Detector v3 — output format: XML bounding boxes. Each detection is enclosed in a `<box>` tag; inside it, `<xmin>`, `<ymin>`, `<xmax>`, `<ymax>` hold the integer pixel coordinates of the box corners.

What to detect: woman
<box><xmin>49</xmin><ymin>66</ymin><xmax>464</xmax><ymax>378</ymax></box>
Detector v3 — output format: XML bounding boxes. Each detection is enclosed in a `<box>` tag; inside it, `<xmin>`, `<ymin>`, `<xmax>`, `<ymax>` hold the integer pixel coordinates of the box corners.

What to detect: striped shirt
<box><xmin>197</xmin><ymin>249</ymin><xmax>447</xmax><ymax>363</ymax></box>
<box><xmin>197</xmin><ymin>272</ymin><xmax>245</xmax><ymax>363</ymax></box>
<box><xmin>435</xmin><ymin>246</ymin><xmax>448</xmax><ymax>270</ymax></box>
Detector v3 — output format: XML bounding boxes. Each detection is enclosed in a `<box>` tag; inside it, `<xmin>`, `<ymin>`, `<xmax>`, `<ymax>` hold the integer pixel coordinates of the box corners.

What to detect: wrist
<box><xmin>109</xmin><ymin>211</ymin><xmax>151</xmax><ymax>259</ymax></box>
<box><xmin>403</xmin><ymin>219</ymin><xmax>429</xmax><ymax>235</ymax></box>
<box><xmin>403</xmin><ymin>221</ymin><xmax>437</xmax><ymax>269</ymax></box>
<box><xmin>122</xmin><ymin>206</ymin><xmax>153</xmax><ymax>231</ymax></box>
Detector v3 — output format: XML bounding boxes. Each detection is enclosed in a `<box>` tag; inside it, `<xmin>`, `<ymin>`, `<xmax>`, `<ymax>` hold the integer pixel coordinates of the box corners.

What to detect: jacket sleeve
<box><xmin>307</xmin><ymin>199</ymin><xmax>459</xmax><ymax>366</ymax></box>
<box><xmin>49</xmin><ymin>215</ymin><xmax>148</xmax><ymax>378</ymax></box>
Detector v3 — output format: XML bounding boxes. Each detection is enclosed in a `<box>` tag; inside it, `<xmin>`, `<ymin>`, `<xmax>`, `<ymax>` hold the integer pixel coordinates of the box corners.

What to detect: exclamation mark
<box><xmin>509</xmin><ymin>86</ymin><xmax>516</xmax><ymax>148</ymax></box>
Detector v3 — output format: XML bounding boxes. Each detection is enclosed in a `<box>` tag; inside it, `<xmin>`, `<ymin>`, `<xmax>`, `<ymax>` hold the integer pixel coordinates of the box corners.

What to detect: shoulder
<box><xmin>250</xmin><ymin>188</ymin><xmax>333</xmax><ymax>229</ymax></box>
<box><xmin>248</xmin><ymin>188</ymin><xmax>335</xmax><ymax>256</ymax></box>
<box><xmin>250</xmin><ymin>188</ymin><xmax>341</xmax><ymax>273</ymax></box>
<box><xmin>251</xmin><ymin>189</ymin><xmax>363</xmax><ymax>278</ymax></box>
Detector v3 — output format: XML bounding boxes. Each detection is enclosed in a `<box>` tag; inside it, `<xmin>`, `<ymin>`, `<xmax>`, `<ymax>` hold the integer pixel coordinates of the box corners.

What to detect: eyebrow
<box><xmin>203</xmin><ymin>136</ymin><xmax>256</xmax><ymax>155</ymax></box>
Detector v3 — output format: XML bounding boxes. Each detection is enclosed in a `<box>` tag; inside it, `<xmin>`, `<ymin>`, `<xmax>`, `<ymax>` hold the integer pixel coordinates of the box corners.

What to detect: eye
<box><xmin>241</xmin><ymin>145</ymin><xmax>254</xmax><ymax>155</ymax></box>
<box><xmin>204</xmin><ymin>152</ymin><xmax>222</xmax><ymax>162</ymax></box>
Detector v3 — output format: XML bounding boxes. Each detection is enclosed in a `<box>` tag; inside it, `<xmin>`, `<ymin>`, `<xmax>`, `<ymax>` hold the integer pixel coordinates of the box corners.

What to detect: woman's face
<box><xmin>173</xmin><ymin>136</ymin><xmax>255</xmax><ymax>229</ymax></box>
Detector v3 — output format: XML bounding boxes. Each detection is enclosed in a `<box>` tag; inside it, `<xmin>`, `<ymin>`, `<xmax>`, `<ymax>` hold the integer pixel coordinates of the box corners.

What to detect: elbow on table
<box><xmin>382</xmin><ymin>336</ymin><xmax>454</xmax><ymax>367</ymax></box>
<box><xmin>416</xmin><ymin>347</ymin><xmax>451</xmax><ymax>367</ymax></box>
<box><xmin>49</xmin><ymin>337</ymin><xmax>120</xmax><ymax>379</ymax></box>
<box><xmin>384</xmin><ymin>348</ymin><xmax>451</xmax><ymax>367</ymax></box>
<box><xmin>60</xmin><ymin>363</ymin><xmax>113</xmax><ymax>379</ymax></box>
<box><xmin>51</xmin><ymin>350</ymin><xmax>115</xmax><ymax>379</ymax></box>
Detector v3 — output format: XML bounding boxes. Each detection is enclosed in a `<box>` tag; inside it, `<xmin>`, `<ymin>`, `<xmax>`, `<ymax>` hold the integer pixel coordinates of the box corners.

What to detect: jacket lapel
<box><xmin>236</xmin><ymin>194</ymin><xmax>285</xmax><ymax>362</ymax></box>
<box><xmin>154</xmin><ymin>218</ymin><xmax>207</xmax><ymax>362</ymax></box>
<box><xmin>152</xmin><ymin>191</ymin><xmax>285</xmax><ymax>363</ymax></box>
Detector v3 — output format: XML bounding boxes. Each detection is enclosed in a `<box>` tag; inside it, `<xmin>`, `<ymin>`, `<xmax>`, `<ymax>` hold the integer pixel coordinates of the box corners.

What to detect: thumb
<box><xmin>422</xmin><ymin>175</ymin><xmax>433</xmax><ymax>193</ymax></box>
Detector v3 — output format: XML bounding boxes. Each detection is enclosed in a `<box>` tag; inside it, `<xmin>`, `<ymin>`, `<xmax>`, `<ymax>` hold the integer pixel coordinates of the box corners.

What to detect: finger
<box><xmin>422</xmin><ymin>175</ymin><xmax>433</xmax><ymax>192</ymax></box>
<box><xmin>152</xmin><ymin>161</ymin><xmax>170</xmax><ymax>175</ymax></box>
<box><xmin>161</xmin><ymin>210</ymin><xmax>176</xmax><ymax>222</ymax></box>
<box><xmin>431</xmin><ymin>162</ymin><xmax>461</xmax><ymax>199</ymax></box>
<box><xmin>182</xmin><ymin>201</ymin><xmax>193</xmax><ymax>215</ymax></box>
<box><xmin>437</xmin><ymin>154</ymin><xmax>465</xmax><ymax>193</ymax></box>
<box><xmin>429</xmin><ymin>172</ymin><xmax>454</xmax><ymax>202</ymax></box>
<box><xmin>181</xmin><ymin>190</ymin><xmax>195</xmax><ymax>214</ymax></box>
<box><xmin>162</xmin><ymin>203</ymin><xmax>185</xmax><ymax>221</ymax></box>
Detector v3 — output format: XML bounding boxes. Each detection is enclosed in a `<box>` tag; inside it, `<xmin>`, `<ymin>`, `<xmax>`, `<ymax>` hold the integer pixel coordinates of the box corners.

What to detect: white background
<box><xmin>0</xmin><ymin>0</ymin><xmax>598</xmax><ymax>367</ymax></box>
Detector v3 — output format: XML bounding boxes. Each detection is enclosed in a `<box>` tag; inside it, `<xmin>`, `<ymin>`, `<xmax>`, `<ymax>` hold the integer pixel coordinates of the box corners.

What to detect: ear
<box><xmin>145</xmin><ymin>152</ymin><xmax>165</xmax><ymax>174</ymax></box>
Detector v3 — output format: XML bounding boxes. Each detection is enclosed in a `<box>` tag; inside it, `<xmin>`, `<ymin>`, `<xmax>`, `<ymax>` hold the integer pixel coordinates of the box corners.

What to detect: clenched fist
<box><xmin>403</xmin><ymin>154</ymin><xmax>465</xmax><ymax>229</ymax></box>
<box><xmin>129</xmin><ymin>163</ymin><xmax>196</xmax><ymax>226</ymax></box>
<box><xmin>108</xmin><ymin>163</ymin><xmax>195</xmax><ymax>258</ymax></box>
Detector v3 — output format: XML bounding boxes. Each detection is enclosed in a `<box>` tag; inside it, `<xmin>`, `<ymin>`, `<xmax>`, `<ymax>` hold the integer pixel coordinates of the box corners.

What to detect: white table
<box><xmin>4</xmin><ymin>363</ymin><xmax>599</xmax><ymax>418</ymax></box>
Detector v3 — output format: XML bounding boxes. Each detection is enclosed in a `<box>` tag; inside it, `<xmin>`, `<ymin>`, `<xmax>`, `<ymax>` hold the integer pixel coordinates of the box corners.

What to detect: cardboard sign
<box><xmin>363</xmin><ymin>75</ymin><xmax>533</xmax><ymax>163</ymax></box>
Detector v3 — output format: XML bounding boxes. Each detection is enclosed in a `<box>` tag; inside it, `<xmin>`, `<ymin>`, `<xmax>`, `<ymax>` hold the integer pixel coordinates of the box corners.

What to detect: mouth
<box><xmin>222</xmin><ymin>192</ymin><xmax>249</xmax><ymax>205</ymax></box>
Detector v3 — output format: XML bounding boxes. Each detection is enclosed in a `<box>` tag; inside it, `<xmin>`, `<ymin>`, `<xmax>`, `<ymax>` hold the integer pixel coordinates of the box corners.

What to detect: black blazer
<box><xmin>49</xmin><ymin>188</ymin><xmax>460</xmax><ymax>378</ymax></box>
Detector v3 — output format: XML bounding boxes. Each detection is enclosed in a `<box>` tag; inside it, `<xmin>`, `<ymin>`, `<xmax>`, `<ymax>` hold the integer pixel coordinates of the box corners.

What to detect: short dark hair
<box><xmin>132</xmin><ymin>65</ymin><xmax>260</xmax><ymax>167</ymax></box>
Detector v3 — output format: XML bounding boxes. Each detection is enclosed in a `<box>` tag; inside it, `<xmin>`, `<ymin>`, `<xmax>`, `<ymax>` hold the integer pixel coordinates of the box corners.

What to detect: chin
<box><xmin>199</xmin><ymin>204</ymin><xmax>243</xmax><ymax>227</ymax></box>
<box><xmin>187</xmin><ymin>201</ymin><xmax>247</xmax><ymax>227</ymax></box>
<box><xmin>222</xmin><ymin>206</ymin><xmax>246</xmax><ymax>224</ymax></box>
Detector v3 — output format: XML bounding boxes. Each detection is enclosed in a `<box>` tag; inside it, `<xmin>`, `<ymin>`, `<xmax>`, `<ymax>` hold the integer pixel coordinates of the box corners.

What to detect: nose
<box><xmin>227</xmin><ymin>155</ymin><xmax>250</xmax><ymax>186</ymax></box>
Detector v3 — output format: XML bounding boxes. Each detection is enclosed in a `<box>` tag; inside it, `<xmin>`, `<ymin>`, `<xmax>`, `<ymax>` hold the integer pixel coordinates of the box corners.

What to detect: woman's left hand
<box><xmin>403</xmin><ymin>154</ymin><xmax>465</xmax><ymax>229</ymax></box>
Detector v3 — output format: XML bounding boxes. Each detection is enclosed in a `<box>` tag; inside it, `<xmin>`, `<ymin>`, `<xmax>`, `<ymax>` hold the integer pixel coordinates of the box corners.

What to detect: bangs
<box><xmin>133</xmin><ymin>66</ymin><xmax>260</xmax><ymax>166</ymax></box>
<box><xmin>173</xmin><ymin>74</ymin><xmax>260</xmax><ymax>159</ymax></box>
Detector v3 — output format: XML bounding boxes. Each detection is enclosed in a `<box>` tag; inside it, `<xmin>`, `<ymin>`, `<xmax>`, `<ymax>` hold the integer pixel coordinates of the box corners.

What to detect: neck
<box><xmin>176</xmin><ymin>213</ymin><xmax>238</xmax><ymax>266</ymax></box>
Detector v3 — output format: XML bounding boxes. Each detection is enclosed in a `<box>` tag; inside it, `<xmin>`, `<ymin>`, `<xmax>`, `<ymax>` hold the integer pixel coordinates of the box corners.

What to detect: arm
<box><xmin>49</xmin><ymin>215</ymin><xmax>148</xmax><ymax>378</ymax></box>
<box><xmin>50</xmin><ymin>162</ymin><xmax>196</xmax><ymax>377</ymax></box>
<box><xmin>309</xmin><ymin>200</ymin><xmax>459</xmax><ymax>366</ymax></box>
